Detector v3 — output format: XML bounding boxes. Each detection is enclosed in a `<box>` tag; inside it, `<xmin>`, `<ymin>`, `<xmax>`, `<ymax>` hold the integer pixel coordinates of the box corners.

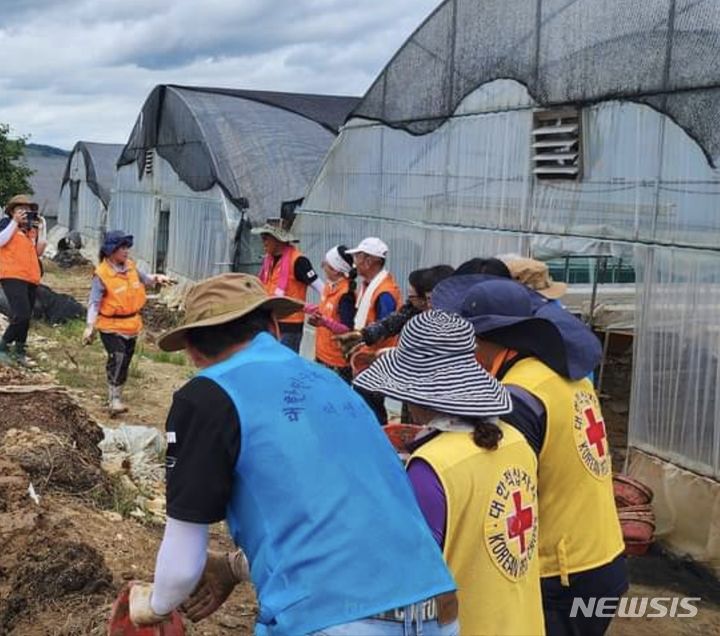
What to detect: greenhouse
<box><xmin>109</xmin><ymin>85</ymin><xmax>359</xmax><ymax>280</ymax></box>
<box><xmin>57</xmin><ymin>141</ymin><xmax>124</xmax><ymax>249</ymax></box>
<box><xmin>296</xmin><ymin>0</ymin><xmax>720</xmax><ymax>573</ymax></box>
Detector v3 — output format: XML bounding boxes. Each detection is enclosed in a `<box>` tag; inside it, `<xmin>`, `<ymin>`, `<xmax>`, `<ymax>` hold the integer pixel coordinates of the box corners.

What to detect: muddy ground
<box><xmin>0</xmin><ymin>264</ymin><xmax>718</xmax><ymax>634</ymax></box>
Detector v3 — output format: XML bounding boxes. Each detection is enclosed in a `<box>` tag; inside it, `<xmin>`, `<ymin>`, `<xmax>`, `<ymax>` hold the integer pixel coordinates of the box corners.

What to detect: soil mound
<box><xmin>1</xmin><ymin>539</ymin><xmax>112</xmax><ymax>633</ymax></box>
<box><xmin>0</xmin><ymin>386</ymin><xmax>109</xmax><ymax>496</ymax></box>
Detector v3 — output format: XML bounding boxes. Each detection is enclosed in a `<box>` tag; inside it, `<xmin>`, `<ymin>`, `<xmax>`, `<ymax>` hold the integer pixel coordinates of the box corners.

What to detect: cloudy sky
<box><xmin>0</xmin><ymin>0</ymin><xmax>439</xmax><ymax>150</ymax></box>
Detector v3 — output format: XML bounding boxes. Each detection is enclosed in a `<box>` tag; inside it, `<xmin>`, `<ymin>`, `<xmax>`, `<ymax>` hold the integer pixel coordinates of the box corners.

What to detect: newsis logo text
<box><xmin>570</xmin><ymin>597</ymin><xmax>700</xmax><ymax>619</ymax></box>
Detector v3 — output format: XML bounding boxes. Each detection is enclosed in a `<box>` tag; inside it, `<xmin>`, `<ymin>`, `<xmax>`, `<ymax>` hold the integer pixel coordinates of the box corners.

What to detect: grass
<box><xmin>90</xmin><ymin>474</ymin><xmax>140</xmax><ymax>518</ymax></box>
<box><xmin>138</xmin><ymin>346</ymin><xmax>187</xmax><ymax>366</ymax></box>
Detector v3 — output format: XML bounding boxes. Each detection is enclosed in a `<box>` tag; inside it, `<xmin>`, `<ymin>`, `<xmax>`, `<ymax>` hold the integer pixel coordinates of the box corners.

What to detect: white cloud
<box><xmin>0</xmin><ymin>0</ymin><xmax>440</xmax><ymax>148</ymax></box>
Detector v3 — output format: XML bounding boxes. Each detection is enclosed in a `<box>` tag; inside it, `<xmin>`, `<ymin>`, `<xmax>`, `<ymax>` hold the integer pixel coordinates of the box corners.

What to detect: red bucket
<box><xmin>624</xmin><ymin>539</ymin><xmax>653</xmax><ymax>557</ymax></box>
<box><xmin>384</xmin><ymin>423</ymin><xmax>424</xmax><ymax>453</ymax></box>
<box><xmin>108</xmin><ymin>584</ymin><xmax>185</xmax><ymax>636</ymax></box>
<box><xmin>613</xmin><ymin>473</ymin><xmax>654</xmax><ymax>507</ymax></box>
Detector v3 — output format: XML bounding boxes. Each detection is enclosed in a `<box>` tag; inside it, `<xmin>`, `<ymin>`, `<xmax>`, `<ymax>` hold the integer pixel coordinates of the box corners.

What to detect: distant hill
<box><xmin>24</xmin><ymin>143</ymin><xmax>70</xmax><ymax>159</ymax></box>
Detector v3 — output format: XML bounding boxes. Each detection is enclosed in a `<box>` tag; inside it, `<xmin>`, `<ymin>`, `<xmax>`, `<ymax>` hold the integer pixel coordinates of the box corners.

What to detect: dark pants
<box><xmin>100</xmin><ymin>332</ymin><xmax>137</xmax><ymax>387</ymax></box>
<box><xmin>317</xmin><ymin>359</ymin><xmax>353</xmax><ymax>383</ymax></box>
<box><xmin>542</xmin><ymin>556</ymin><xmax>628</xmax><ymax>636</ymax></box>
<box><xmin>279</xmin><ymin>325</ymin><xmax>303</xmax><ymax>353</ymax></box>
<box><xmin>1</xmin><ymin>278</ymin><xmax>37</xmax><ymax>346</ymax></box>
<box><xmin>355</xmin><ymin>385</ymin><xmax>388</xmax><ymax>425</ymax></box>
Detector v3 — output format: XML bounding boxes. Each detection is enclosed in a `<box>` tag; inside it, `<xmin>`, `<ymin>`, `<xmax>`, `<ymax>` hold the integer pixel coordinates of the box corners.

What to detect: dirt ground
<box><xmin>0</xmin><ymin>264</ymin><xmax>718</xmax><ymax>634</ymax></box>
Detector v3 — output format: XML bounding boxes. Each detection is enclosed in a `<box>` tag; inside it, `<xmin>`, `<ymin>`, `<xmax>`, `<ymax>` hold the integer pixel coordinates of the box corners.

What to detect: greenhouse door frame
<box><xmin>154</xmin><ymin>198</ymin><xmax>170</xmax><ymax>274</ymax></box>
<box><xmin>69</xmin><ymin>180</ymin><xmax>80</xmax><ymax>230</ymax></box>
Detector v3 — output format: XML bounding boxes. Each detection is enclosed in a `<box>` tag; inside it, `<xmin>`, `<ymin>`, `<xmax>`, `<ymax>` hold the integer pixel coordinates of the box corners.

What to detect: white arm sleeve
<box><xmin>150</xmin><ymin>517</ymin><xmax>209</xmax><ymax>615</ymax></box>
<box><xmin>0</xmin><ymin>220</ymin><xmax>18</xmax><ymax>247</ymax></box>
<box><xmin>310</xmin><ymin>278</ymin><xmax>325</xmax><ymax>296</ymax></box>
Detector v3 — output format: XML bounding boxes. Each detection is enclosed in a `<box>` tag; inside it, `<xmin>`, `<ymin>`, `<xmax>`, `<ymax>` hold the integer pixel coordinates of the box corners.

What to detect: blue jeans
<box><xmin>310</xmin><ymin>603</ymin><xmax>460</xmax><ymax>636</ymax></box>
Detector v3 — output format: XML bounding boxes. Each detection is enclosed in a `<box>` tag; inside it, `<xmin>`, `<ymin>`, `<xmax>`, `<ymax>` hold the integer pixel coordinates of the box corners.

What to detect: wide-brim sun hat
<box><xmin>504</xmin><ymin>257</ymin><xmax>568</xmax><ymax>299</ymax></box>
<box><xmin>434</xmin><ymin>276</ymin><xmax>600</xmax><ymax>380</ymax></box>
<box><xmin>5</xmin><ymin>194</ymin><xmax>38</xmax><ymax>213</ymax></box>
<box><xmin>354</xmin><ymin>310</ymin><xmax>512</xmax><ymax>418</ymax></box>
<box><xmin>250</xmin><ymin>219</ymin><xmax>298</xmax><ymax>243</ymax></box>
<box><xmin>158</xmin><ymin>273</ymin><xmax>303</xmax><ymax>352</ymax></box>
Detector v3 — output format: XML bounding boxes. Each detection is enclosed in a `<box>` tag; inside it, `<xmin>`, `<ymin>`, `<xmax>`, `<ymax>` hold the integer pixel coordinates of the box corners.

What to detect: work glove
<box><xmin>129</xmin><ymin>582</ymin><xmax>170</xmax><ymax>626</ymax></box>
<box><xmin>82</xmin><ymin>325</ymin><xmax>95</xmax><ymax>345</ymax></box>
<box><xmin>333</xmin><ymin>330</ymin><xmax>363</xmax><ymax>357</ymax></box>
<box><xmin>181</xmin><ymin>550</ymin><xmax>250</xmax><ymax>623</ymax></box>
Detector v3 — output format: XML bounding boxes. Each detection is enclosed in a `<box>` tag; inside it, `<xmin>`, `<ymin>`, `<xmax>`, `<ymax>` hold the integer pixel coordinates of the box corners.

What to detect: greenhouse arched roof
<box><xmin>352</xmin><ymin>0</ymin><xmax>720</xmax><ymax>166</ymax></box>
<box><xmin>61</xmin><ymin>141</ymin><xmax>124</xmax><ymax>207</ymax></box>
<box><xmin>118</xmin><ymin>85</ymin><xmax>360</xmax><ymax>217</ymax></box>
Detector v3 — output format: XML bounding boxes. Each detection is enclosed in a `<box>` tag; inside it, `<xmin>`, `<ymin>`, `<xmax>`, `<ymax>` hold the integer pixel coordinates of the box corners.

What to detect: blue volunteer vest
<box><xmin>199</xmin><ymin>333</ymin><xmax>454</xmax><ymax>636</ymax></box>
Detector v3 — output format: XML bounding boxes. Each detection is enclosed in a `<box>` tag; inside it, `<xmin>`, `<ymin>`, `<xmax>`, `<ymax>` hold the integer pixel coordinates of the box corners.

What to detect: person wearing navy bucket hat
<box><xmin>82</xmin><ymin>230</ymin><xmax>172</xmax><ymax>415</ymax></box>
<box><xmin>431</xmin><ymin>276</ymin><xmax>627</xmax><ymax>636</ymax></box>
<box><xmin>355</xmin><ymin>310</ymin><xmax>544</xmax><ymax>635</ymax></box>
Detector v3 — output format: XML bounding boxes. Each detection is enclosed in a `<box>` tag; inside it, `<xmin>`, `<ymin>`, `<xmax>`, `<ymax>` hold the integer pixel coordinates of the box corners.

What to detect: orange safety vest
<box><xmin>315</xmin><ymin>278</ymin><xmax>353</xmax><ymax>368</ymax></box>
<box><xmin>261</xmin><ymin>247</ymin><xmax>308</xmax><ymax>325</ymax></box>
<box><xmin>0</xmin><ymin>226</ymin><xmax>41</xmax><ymax>284</ymax></box>
<box><xmin>502</xmin><ymin>358</ymin><xmax>625</xmax><ymax>583</ymax></box>
<box><xmin>95</xmin><ymin>259</ymin><xmax>146</xmax><ymax>336</ymax></box>
<box><xmin>358</xmin><ymin>272</ymin><xmax>402</xmax><ymax>352</ymax></box>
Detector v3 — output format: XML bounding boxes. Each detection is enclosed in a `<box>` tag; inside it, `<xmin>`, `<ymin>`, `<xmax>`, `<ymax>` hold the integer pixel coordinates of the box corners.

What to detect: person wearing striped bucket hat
<box><xmin>355</xmin><ymin>310</ymin><xmax>544</xmax><ymax>636</ymax></box>
<box><xmin>431</xmin><ymin>277</ymin><xmax>627</xmax><ymax>636</ymax></box>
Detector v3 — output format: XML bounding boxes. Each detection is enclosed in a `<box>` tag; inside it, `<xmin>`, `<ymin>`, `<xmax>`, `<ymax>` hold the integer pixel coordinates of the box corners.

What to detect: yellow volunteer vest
<box><xmin>315</xmin><ymin>278</ymin><xmax>351</xmax><ymax>368</ymax></box>
<box><xmin>95</xmin><ymin>259</ymin><xmax>146</xmax><ymax>336</ymax></box>
<box><xmin>411</xmin><ymin>425</ymin><xmax>544</xmax><ymax>636</ymax></box>
<box><xmin>503</xmin><ymin>358</ymin><xmax>624</xmax><ymax>582</ymax></box>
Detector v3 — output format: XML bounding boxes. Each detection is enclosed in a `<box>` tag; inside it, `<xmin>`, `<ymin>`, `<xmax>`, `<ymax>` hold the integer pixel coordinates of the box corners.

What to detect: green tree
<box><xmin>0</xmin><ymin>123</ymin><xmax>34</xmax><ymax>206</ymax></box>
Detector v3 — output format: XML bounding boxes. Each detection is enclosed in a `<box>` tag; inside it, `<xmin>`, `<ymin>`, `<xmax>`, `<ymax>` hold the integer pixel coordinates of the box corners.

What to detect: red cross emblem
<box><xmin>584</xmin><ymin>407</ymin><xmax>606</xmax><ymax>457</ymax></box>
<box><xmin>506</xmin><ymin>490</ymin><xmax>533</xmax><ymax>554</ymax></box>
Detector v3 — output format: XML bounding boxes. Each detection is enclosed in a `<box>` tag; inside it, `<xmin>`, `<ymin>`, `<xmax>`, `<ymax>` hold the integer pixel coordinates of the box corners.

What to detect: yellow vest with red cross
<box><xmin>95</xmin><ymin>259</ymin><xmax>146</xmax><ymax>336</ymax></box>
<box><xmin>502</xmin><ymin>357</ymin><xmax>624</xmax><ymax>582</ymax></box>
<box><xmin>410</xmin><ymin>424</ymin><xmax>544</xmax><ymax>636</ymax></box>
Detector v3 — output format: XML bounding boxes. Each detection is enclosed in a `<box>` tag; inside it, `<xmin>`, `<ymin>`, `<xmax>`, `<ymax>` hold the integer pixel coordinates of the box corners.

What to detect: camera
<box><xmin>24</xmin><ymin>211</ymin><xmax>39</xmax><ymax>229</ymax></box>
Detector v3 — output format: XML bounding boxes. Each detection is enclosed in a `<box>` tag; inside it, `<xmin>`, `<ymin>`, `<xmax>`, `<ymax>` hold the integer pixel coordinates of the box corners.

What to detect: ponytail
<box><xmin>469</xmin><ymin>418</ymin><xmax>503</xmax><ymax>450</ymax></box>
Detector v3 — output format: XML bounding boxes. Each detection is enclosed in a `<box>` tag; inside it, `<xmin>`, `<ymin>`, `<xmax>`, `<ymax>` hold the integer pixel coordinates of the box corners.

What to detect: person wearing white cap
<box><xmin>306</xmin><ymin>245</ymin><xmax>357</xmax><ymax>381</ymax></box>
<box><xmin>345</xmin><ymin>237</ymin><xmax>402</xmax><ymax>424</ymax></box>
<box><xmin>355</xmin><ymin>310</ymin><xmax>544</xmax><ymax>635</ymax></box>
<box><xmin>345</xmin><ymin>237</ymin><xmax>402</xmax><ymax>346</ymax></box>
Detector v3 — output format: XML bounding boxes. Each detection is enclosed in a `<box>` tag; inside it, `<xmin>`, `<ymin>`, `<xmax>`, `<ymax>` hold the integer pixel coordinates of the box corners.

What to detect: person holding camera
<box><xmin>0</xmin><ymin>194</ymin><xmax>47</xmax><ymax>366</ymax></box>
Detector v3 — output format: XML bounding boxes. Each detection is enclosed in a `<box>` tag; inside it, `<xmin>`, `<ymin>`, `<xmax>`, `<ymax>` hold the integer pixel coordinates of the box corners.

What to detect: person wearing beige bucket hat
<box><xmin>131</xmin><ymin>273</ymin><xmax>459</xmax><ymax>634</ymax></box>
<box><xmin>250</xmin><ymin>218</ymin><xmax>323</xmax><ymax>353</ymax></box>
<box><xmin>499</xmin><ymin>256</ymin><xmax>568</xmax><ymax>300</ymax></box>
<box><xmin>0</xmin><ymin>194</ymin><xmax>48</xmax><ymax>367</ymax></box>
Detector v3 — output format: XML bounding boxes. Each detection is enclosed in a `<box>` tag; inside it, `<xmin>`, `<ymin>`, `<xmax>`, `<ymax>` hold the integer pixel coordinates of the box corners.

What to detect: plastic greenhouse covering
<box><xmin>296</xmin><ymin>0</ymin><xmax>720</xmax><ymax>478</ymax></box>
<box><xmin>62</xmin><ymin>142</ymin><xmax>122</xmax><ymax>208</ymax></box>
<box><xmin>111</xmin><ymin>85</ymin><xmax>358</xmax><ymax>280</ymax></box>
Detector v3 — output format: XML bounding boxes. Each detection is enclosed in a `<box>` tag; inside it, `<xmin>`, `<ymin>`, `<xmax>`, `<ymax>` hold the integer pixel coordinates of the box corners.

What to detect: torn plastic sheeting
<box><xmin>99</xmin><ymin>425</ymin><xmax>165</xmax><ymax>486</ymax></box>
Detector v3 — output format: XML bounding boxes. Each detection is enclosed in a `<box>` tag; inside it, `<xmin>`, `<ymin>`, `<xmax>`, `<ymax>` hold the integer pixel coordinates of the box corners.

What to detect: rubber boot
<box><xmin>108</xmin><ymin>385</ymin><xmax>129</xmax><ymax>416</ymax></box>
<box><xmin>13</xmin><ymin>343</ymin><xmax>36</xmax><ymax>369</ymax></box>
<box><xmin>0</xmin><ymin>339</ymin><xmax>15</xmax><ymax>366</ymax></box>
